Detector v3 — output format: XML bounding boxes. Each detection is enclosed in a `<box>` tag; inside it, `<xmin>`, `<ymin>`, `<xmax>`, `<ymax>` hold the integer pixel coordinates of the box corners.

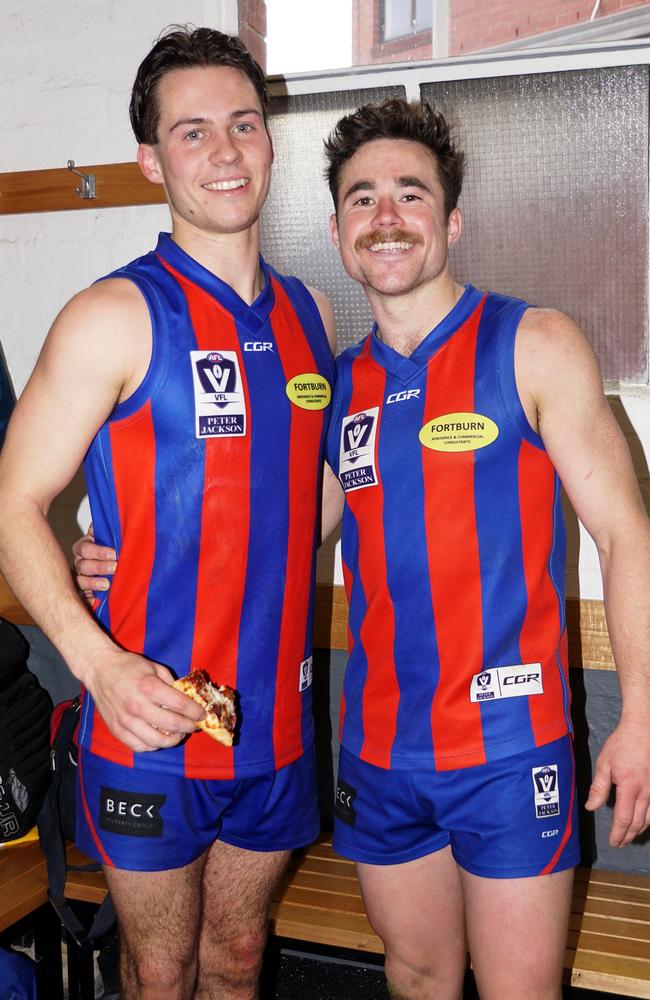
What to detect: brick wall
<box><xmin>352</xmin><ymin>0</ymin><xmax>432</xmax><ymax>64</ymax></box>
<box><xmin>238</xmin><ymin>0</ymin><xmax>267</xmax><ymax>70</ymax></box>
<box><xmin>450</xmin><ymin>0</ymin><xmax>650</xmax><ymax>55</ymax></box>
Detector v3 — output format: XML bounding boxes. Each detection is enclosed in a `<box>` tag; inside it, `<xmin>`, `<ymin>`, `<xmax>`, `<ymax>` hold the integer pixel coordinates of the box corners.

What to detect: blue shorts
<box><xmin>76</xmin><ymin>745</ymin><xmax>320</xmax><ymax>871</ymax></box>
<box><xmin>333</xmin><ymin>736</ymin><xmax>580</xmax><ymax>878</ymax></box>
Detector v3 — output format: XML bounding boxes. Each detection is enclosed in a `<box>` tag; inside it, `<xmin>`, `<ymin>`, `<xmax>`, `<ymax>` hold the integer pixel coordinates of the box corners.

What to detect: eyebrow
<box><xmin>341</xmin><ymin>175</ymin><xmax>432</xmax><ymax>203</ymax></box>
<box><xmin>168</xmin><ymin>108</ymin><xmax>263</xmax><ymax>134</ymax></box>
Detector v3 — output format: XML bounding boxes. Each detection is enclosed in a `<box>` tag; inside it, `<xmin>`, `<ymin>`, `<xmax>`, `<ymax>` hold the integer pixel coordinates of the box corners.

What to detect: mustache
<box><xmin>354</xmin><ymin>229</ymin><xmax>423</xmax><ymax>252</ymax></box>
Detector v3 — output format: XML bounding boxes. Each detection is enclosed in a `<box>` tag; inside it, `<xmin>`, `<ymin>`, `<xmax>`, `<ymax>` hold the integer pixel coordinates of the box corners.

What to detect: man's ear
<box><xmin>447</xmin><ymin>207</ymin><xmax>462</xmax><ymax>247</ymax></box>
<box><xmin>137</xmin><ymin>144</ymin><xmax>164</xmax><ymax>185</ymax></box>
<box><xmin>329</xmin><ymin>212</ymin><xmax>340</xmax><ymax>250</ymax></box>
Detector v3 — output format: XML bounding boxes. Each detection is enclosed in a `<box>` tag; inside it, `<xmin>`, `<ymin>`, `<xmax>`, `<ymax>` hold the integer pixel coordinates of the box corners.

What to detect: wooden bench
<box><xmin>2</xmin><ymin>834</ymin><xmax>650</xmax><ymax>997</ymax></box>
<box><xmin>62</xmin><ymin>834</ymin><xmax>650</xmax><ymax>998</ymax></box>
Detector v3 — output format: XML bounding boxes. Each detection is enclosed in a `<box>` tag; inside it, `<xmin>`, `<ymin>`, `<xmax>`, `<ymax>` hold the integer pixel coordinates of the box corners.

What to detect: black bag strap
<box><xmin>38</xmin><ymin>699</ymin><xmax>116</xmax><ymax>947</ymax></box>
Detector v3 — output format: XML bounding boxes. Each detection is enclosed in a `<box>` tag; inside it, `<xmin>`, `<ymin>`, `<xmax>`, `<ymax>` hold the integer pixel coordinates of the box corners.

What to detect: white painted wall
<box><xmin>0</xmin><ymin>0</ymin><xmax>238</xmax><ymax>548</ymax></box>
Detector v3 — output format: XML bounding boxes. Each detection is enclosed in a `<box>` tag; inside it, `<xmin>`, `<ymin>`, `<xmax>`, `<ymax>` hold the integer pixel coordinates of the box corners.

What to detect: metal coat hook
<box><xmin>67</xmin><ymin>160</ymin><xmax>96</xmax><ymax>199</ymax></box>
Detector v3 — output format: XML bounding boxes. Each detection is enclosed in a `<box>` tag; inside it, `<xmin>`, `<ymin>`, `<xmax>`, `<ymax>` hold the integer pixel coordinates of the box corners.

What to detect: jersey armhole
<box><xmin>94</xmin><ymin>271</ymin><xmax>171</xmax><ymax>422</ymax></box>
<box><xmin>495</xmin><ymin>301</ymin><xmax>545</xmax><ymax>451</ymax></box>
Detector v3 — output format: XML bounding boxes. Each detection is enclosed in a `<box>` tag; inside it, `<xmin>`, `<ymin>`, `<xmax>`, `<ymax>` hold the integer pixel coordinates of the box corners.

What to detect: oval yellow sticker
<box><xmin>419</xmin><ymin>412</ymin><xmax>499</xmax><ymax>452</ymax></box>
<box><xmin>286</xmin><ymin>373</ymin><xmax>331</xmax><ymax>410</ymax></box>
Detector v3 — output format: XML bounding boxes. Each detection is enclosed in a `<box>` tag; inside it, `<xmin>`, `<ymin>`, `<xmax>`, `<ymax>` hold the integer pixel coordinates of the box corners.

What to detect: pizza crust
<box><xmin>172</xmin><ymin>670</ymin><xmax>237</xmax><ymax>747</ymax></box>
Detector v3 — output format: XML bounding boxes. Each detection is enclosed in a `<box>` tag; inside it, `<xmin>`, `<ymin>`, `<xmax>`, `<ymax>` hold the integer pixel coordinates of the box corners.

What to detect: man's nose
<box><xmin>209</xmin><ymin>131</ymin><xmax>241</xmax><ymax>166</ymax></box>
<box><xmin>372</xmin><ymin>195</ymin><xmax>403</xmax><ymax>228</ymax></box>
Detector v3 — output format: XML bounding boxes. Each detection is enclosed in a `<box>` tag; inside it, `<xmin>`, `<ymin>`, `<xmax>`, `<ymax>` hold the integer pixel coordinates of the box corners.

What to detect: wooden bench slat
<box><xmin>576</xmin><ymin>897</ymin><xmax>650</xmax><ymax>923</ymax></box>
<box><xmin>280</xmin><ymin>870</ymin><xmax>364</xmax><ymax>899</ymax></box>
<box><xmin>569</xmin><ymin>909</ymin><xmax>650</xmax><ymax>941</ymax></box>
<box><xmin>570</xmin><ymin>911</ymin><xmax>650</xmax><ymax>942</ymax></box>
<box><xmin>273</xmin><ymin>883</ymin><xmax>368</xmax><ymax>916</ymax></box>
<box><xmin>566</xmin><ymin>947</ymin><xmax>650</xmax><ymax>998</ymax></box>
<box><xmin>567</xmin><ymin>926</ymin><xmax>650</xmax><ymax>959</ymax></box>
<box><xmin>573</xmin><ymin>883</ymin><xmax>650</xmax><ymax>909</ymax></box>
<box><xmin>269</xmin><ymin>900</ymin><xmax>382</xmax><ymax>953</ymax></box>
<box><xmin>574</xmin><ymin>867</ymin><xmax>650</xmax><ymax>891</ymax></box>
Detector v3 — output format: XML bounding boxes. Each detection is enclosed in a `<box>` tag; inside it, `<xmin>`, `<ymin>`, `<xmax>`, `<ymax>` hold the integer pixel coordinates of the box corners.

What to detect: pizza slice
<box><xmin>172</xmin><ymin>670</ymin><xmax>237</xmax><ymax>747</ymax></box>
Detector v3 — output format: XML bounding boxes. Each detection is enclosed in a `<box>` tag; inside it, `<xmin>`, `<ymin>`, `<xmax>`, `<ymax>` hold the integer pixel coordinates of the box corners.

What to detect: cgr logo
<box><xmin>244</xmin><ymin>342</ymin><xmax>273</xmax><ymax>352</ymax></box>
<box><xmin>386</xmin><ymin>389</ymin><xmax>421</xmax><ymax>404</ymax></box>
<box><xmin>542</xmin><ymin>829</ymin><xmax>560</xmax><ymax>838</ymax></box>
<box><xmin>503</xmin><ymin>672</ymin><xmax>541</xmax><ymax>686</ymax></box>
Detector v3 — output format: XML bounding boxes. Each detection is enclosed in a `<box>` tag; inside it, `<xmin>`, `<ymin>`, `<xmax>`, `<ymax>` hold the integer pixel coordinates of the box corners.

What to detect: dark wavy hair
<box><xmin>130</xmin><ymin>25</ymin><xmax>269</xmax><ymax>144</ymax></box>
<box><xmin>324</xmin><ymin>98</ymin><xmax>465</xmax><ymax>217</ymax></box>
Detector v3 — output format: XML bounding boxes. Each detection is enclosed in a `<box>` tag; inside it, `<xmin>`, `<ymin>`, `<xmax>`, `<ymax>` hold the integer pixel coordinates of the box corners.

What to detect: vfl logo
<box><xmin>532</xmin><ymin>765</ymin><xmax>560</xmax><ymax>818</ymax></box>
<box><xmin>386</xmin><ymin>389</ymin><xmax>421</xmax><ymax>404</ymax></box>
<box><xmin>339</xmin><ymin>407</ymin><xmax>380</xmax><ymax>493</ymax></box>
<box><xmin>191</xmin><ymin>350</ymin><xmax>246</xmax><ymax>438</ymax></box>
<box><xmin>195</xmin><ymin>352</ymin><xmax>237</xmax><ymax>404</ymax></box>
<box><xmin>345</xmin><ymin>414</ymin><xmax>373</xmax><ymax>458</ymax></box>
<box><xmin>299</xmin><ymin>656</ymin><xmax>313</xmax><ymax>692</ymax></box>
<box><xmin>244</xmin><ymin>342</ymin><xmax>273</xmax><ymax>352</ymax></box>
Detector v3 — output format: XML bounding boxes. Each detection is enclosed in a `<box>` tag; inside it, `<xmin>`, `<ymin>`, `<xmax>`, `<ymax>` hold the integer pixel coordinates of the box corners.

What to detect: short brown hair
<box><xmin>324</xmin><ymin>98</ymin><xmax>465</xmax><ymax>217</ymax></box>
<box><xmin>130</xmin><ymin>25</ymin><xmax>269</xmax><ymax>145</ymax></box>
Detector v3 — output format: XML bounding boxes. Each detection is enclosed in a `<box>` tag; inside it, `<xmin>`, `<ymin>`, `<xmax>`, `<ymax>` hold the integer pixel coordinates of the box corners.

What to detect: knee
<box><xmin>126</xmin><ymin>947</ymin><xmax>197</xmax><ymax>998</ymax></box>
<box><xmin>384</xmin><ymin>951</ymin><xmax>464</xmax><ymax>1000</ymax></box>
<box><xmin>202</xmin><ymin>926</ymin><xmax>268</xmax><ymax>987</ymax></box>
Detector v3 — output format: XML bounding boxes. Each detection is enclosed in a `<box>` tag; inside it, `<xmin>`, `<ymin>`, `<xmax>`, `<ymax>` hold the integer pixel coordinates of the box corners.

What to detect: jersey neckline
<box><xmin>368</xmin><ymin>283</ymin><xmax>483</xmax><ymax>382</ymax></box>
<box><xmin>154</xmin><ymin>232</ymin><xmax>275</xmax><ymax>327</ymax></box>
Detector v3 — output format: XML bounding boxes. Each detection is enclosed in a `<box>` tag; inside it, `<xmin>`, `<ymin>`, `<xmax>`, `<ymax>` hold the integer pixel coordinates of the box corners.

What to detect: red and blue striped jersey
<box><xmin>80</xmin><ymin>233</ymin><xmax>335</xmax><ymax>779</ymax></box>
<box><xmin>326</xmin><ymin>285</ymin><xmax>572</xmax><ymax>772</ymax></box>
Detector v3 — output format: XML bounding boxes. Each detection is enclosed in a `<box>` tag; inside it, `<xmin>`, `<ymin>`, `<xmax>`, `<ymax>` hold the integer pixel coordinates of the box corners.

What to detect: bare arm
<box><xmin>321</xmin><ymin>461</ymin><xmax>344</xmax><ymax>545</ymax></box>
<box><xmin>516</xmin><ymin>308</ymin><xmax>650</xmax><ymax>846</ymax></box>
<box><xmin>0</xmin><ymin>281</ymin><xmax>203</xmax><ymax>750</ymax></box>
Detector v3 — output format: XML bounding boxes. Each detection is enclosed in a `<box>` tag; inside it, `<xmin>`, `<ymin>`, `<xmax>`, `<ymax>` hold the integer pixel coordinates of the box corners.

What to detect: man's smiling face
<box><xmin>138</xmin><ymin>64</ymin><xmax>273</xmax><ymax>238</ymax></box>
<box><xmin>330</xmin><ymin>137</ymin><xmax>461</xmax><ymax>299</ymax></box>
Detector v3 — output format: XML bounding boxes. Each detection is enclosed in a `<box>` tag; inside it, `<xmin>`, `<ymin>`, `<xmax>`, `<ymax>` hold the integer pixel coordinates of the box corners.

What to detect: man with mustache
<box><xmin>0</xmin><ymin>26</ymin><xmax>335</xmax><ymax>1000</ymax></box>
<box><xmin>318</xmin><ymin>98</ymin><xmax>650</xmax><ymax>1000</ymax></box>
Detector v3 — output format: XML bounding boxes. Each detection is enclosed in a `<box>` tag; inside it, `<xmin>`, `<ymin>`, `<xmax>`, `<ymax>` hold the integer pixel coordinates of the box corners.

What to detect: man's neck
<box><xmin>171</xmin><ymin>218</ymin><xmax>264</xmax><ymax>305</ymax></box>
<box><xmin>369</xmin><ymin>273</ymin><xmax>464</xmax><ymax>358</ymax></box>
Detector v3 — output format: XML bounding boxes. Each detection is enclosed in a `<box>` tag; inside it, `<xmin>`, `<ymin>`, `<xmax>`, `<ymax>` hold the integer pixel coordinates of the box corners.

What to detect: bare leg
<box><xmin>461</xmin><ymin>866</ymin><xmax>574</xmax><ymax>1000</ymax></box>
<box><xmin>196</xmin><ymin>840</ymin><xmax>290</xmax><ymax>1000</ymax></box>
<box><xmin>356</xmin><ymin>846</ymin><xmax>467</xmax><ymax>1000</ymax></box>
<box><xmin>104</xmin><ymin>856</ymin><xmax>205</xmax><ymax>1000</ymax></box>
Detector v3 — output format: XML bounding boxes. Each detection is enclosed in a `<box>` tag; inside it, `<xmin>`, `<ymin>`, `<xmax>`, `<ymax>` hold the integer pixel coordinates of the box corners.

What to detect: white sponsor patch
<box><xmin>470</xmin><ymin>663</ymin><xmax>543</xmax><ymax>702</ymax></box>
<box><xmin>191</xmin><ymin>350</ymin><xmax>246</xmax><ymax>438</ymax></box>
<box><xmin>299</xmin><ymin>655</ymin><xmax>313</xmax><ymax>692</ymax></box>
<box><xmin>338</xmin><ymin>407</ymin><xmax>379</xmax><ymax>493</ymax></box>
<box><xmin>532</xmin><ymin>764</ymin><xmax>560</xmax><ymax>818</ymax></box>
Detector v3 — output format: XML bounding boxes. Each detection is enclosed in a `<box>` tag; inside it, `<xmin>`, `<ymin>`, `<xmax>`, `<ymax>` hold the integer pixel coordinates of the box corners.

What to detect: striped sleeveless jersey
<box><xmin>326</xmin><ymin>285</ymin><xmax>571</xmax><ymax>771</ymax></box>
<box><xmin>81</xmin><ymin>233</ymin><xmax>335</xmax><ymax>779</ymax></box>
